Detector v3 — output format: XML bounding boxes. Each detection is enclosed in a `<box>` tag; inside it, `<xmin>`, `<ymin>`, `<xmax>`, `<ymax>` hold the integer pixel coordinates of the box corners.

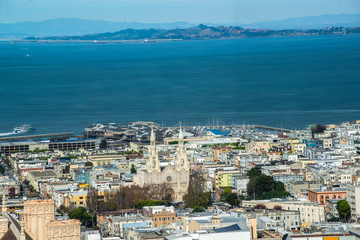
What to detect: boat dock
<box><xmin>178</xmin><ymin>124</ymin><xmax>293</xmax><ymax>133</ymax></box>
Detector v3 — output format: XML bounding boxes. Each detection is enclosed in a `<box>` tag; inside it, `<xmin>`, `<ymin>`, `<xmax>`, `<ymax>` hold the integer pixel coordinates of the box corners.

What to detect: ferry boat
<box><xmin>13</xmin><ymin>124</ymin><xmax>34</xmax><ymax>134</ymax></box>
<box><xmin>0</xmin><ymin>124</ymin><xmax>35</xmax><ymax>137</ymax></box>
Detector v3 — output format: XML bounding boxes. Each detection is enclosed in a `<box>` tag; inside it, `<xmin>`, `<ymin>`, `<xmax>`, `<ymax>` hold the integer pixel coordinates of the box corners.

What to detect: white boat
<box><xmin>0</xmin><ymin>124</ymin><xmax>35</xmax><ymax>137</ymax></box>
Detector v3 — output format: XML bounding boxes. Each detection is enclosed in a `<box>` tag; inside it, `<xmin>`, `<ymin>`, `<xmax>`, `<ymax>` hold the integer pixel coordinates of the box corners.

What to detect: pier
<box><xmin>0</xmin><ymin>132</ymin><xmax>74</xmax><ymax>142</ymax></box>
<box><xmin>251</xmin><ymin>125</ymin><xmax>292</xmax><ymax>133</ymax></box>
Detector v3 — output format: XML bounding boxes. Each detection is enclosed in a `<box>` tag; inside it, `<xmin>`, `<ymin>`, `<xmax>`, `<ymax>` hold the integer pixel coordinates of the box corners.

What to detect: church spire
<box><xmin>175</xmin><ymin>122</ymin><xmax>189</xmax><ymax>171</ymax></box>
<box><xmin>150</xmin><ymin>125</ymin><xmax>156</xmax><ymax>144</ymax></box>
<box><xmin>178</xmin><ymin>121</ymin><xmax>183</xmax><ymax>141</ymax></box>
<box><xmin>147</xmin><ymin>125</ymin><xmax>160</xmax><ymax>173</ymax></box>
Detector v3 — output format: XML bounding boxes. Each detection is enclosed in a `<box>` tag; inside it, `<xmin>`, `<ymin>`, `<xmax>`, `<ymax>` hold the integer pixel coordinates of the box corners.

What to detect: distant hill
<box><xmin>0</xmin><ymin>18</ymin><xmax>196</xmax><ymax>38</ymax></box>
<box><xmin>242</xmin><ymin>14</ymin><xmax>360</xmax><ymax>30</ymax></box>
<box><xmin>26</xmin><ymin>25</ymin><xmax>360</xmax><ymax>42</ymax></box>
<box><xmin>1</xmin><ymin>14</ymin><xmax>360</xmax><ymax>39</ymax></box>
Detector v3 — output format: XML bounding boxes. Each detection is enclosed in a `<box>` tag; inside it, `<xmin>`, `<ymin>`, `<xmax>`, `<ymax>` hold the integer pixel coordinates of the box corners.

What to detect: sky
<box><xmin>0</xmin><ymin>0</ymin><xmax>360</xmax><ymax>24</ymax></box>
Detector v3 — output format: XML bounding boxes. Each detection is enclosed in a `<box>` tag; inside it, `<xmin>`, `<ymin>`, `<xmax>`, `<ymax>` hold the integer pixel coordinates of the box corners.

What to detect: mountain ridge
<box><xmin>25</xmin><ymin>25</ymin><xmax>360</xmax><ymax>42</ymax></box>
<box><xmin>1</xmin><ymin>14</ymin><xmax>360</xmax><ymax>38</ymax></box>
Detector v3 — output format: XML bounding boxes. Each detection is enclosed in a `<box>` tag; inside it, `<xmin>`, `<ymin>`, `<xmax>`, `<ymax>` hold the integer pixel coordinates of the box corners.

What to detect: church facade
<box><xmin>134</xmin><ymin>125</ymin><xmax>190</xmax><ymax>202</ymax></box>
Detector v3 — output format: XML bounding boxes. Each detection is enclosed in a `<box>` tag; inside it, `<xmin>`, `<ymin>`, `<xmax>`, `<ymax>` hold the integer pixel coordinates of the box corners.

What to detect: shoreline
<box><xmin>1</xmin><ymin>33</ymin><xmax>359</xmax><ymax>44</ymax></box>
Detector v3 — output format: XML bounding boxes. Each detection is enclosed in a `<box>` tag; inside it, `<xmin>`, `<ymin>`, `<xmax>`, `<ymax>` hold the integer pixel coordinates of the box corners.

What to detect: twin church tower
<box><xmin>134</xmin><ymin>124</ymin><xmax>190</xmax><ymax>202</ymax></box>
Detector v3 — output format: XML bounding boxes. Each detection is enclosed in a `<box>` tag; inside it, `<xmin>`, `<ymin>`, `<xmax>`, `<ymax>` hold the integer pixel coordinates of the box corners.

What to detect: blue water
<box><xmin>1</xmin><ymin>35</ymin><xmax>360</xmax><ymax>134</ymax></box>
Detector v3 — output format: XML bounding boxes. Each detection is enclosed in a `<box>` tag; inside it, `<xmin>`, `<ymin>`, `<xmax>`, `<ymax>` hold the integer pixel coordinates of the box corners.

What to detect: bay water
<box><xmin>0</xmin><ymin>35</ymin><xmax>360</xmax><ymax>134</ymax></box>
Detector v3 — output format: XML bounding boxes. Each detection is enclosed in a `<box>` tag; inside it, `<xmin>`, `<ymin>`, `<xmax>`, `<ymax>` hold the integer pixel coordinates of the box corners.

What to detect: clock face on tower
<box><xmin>166</xmin><ymin>176</ymin><xmax>172</xmax><ymax>182</ymax></box>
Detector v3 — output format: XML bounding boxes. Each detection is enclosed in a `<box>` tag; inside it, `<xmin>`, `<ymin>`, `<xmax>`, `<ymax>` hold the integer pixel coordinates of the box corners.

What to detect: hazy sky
<box><xmin>1</xmin><ymin>0</ymin><xmax>359</xmax><ymax>23</ymax></box>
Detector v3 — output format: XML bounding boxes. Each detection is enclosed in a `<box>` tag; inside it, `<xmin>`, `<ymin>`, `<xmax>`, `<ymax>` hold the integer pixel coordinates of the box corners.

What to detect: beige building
<box><xmin>346</xmin><ymin>184</ymin><xmax>360</xmax><ymax>222</ymax></box>
<box><xmin>0</xmin><ymin>190</ymin><xmax>81</xmax><ymax>240</ymax></box>
<box><xmin>27</xmin><ymin>170</ymin><xmax>58</xmax><ymax>192</ymax></box>
<box><xmin>152</xmin><ymin>208</ymin><xmax>176</xmax><ymax>228</ymax></box>
<box><xmin>246</xmin><ymin>140</ymin><xmax>271</xmax><ymax>155</ymax></box>
<box><xmin>291</xmin><ymin>143</ymin><xmax>307</xmax><ymax>154</ymax></box>
<box><xmin>23</xmin><ymin>200</ymin><xmax>81</xmax><ymax>240</ymax></box>
<box><xmin>321</xmin><ymin>137</ymin><xmax>333</xmax><ymax>149</ymax></box>
<box><xmin>242</xmin><ymin>200</ymin><xmax>325</xmax><ymax>225</ymax></box>
<box><xmin>88</xmin><ymin>155</ymin><xmax>126</xmax><ymax>167</ymax></box>
<box><xmin>182</xmin><ymin>215</ymin><xmax>250</xmax><ymax>233</ymax></box>
<box><xmin>134</xmin><ymin>125</ymin><xmax>189</xmax><ymax>202</ymax></box>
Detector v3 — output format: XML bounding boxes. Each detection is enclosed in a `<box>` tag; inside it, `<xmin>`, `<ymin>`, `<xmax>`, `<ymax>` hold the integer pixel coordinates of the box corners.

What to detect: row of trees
<box><xmin>86</xmin><ymin>183</ymin><xmax>175</xmax><ymax>213</ymax></box>
<box><xmin>82</xmin><ymin>170</ymin><xmax>211</xmax><ymax>214</ymax></box>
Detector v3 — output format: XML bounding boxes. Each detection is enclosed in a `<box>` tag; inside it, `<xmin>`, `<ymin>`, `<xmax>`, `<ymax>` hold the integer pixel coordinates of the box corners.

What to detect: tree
<box><xmin>192</xmin><ymin>206</ymin><xmax>205</xmax><ymax>213</ymax></box>
<box><xmin>143</xmin><ymin>183</ymin><xmax>173</xmax><ymax>202</ymax></box>
<box><xmin>183</xmin><ymin>171</ymin><xmax>211</xmax><ymax>208</ymax></box>
<box><xmin>254</xmin><ymin>175</ymin><xmax>275</xmax><ymax>196</ymax></box>
<box><xmin>311</xmin><ymin>124</ymin><xmax>326</xmax><ymax>138</ymax></box>
<box><xmin>247</xmin><ymin>177</ymin><xmax>257</xmax><ymax>198</ymax></box>
<box><xmin>221</xmin><ymin>188</ymin><xmax>239</xmax><ymax>206</ymax></box>
<box><xmin>273</xmin><ymin>205</ymin><xmax>282</xmax><ymax>210</ymax></box>
<box><xmin>223</xmin><ymin>188</ymin><xmax>231</xmax><ymax>194</ymax></box>
<box><xmin>56</xmin><ymin>208</ymin><xmax>63</xmax><ymax>215</ymax></box>
<box><xmin>247</xmin><ymin>168</ymin><xmax>260</xmax><ymax>178</ymax></box>
<box><xmin>100</xmin><ymin>139</ymin><xmax>108</xmax><ymax>149</ymax></box>
<box><xmin>86</xmin><ymin>187</ymin><xmax>100</xmax><ymax>227</ymax></box>
<box><xmin>274</xmin><ymin>181</ymin><xmax>285</xmax><ymax>192</ymax></box>
<box><xmin>68</xmin><ymin>207</ymin><xmax>92</xmax><ymax>226</ymax></box>
<box><xmin>260</xmin><ymin>191</ymin><xmax>290</xmax><ymax>199</ymax></box>
<box><xmin>311</xmin><ymin>124</ymin><xmax>326</xmax><ymax>134</ymax></box>
<box><xmin>135</xmin><ymin>199</ymin><xmax>167</xmax><ymax>209</ymax></box>
<box><xmin>336</xmin><ymin>200</ymin><xmax>351</xmax><ymax>222</ymax></box>
<box><xmin>114</xmin><ymin>185</ymin><xmax>149</xmax><ymax>209</ymax></box>
<box><xmin>59</xmin><ymin>204</ymin><xmax>70</xmax><ymax>213</ymax></box>
<box><xmin>247</xmin><ymin>173</ymin><xmax>289</xmax><ymax>200</ymax></box>
<box><xmin>85</xmin><ymin>162</ymin><xmax>93</xmax><ymax>167</ymax></box>
<box><xmin>225</xmin><ymin>193</ymin><xmax>239</xmax><ymax>206</ymax></box>
<box><xmin>131</xmin><ymin>164</ymin><xmax>137</xmax><ymax>174</ymax></box>
<box><xmin>254</xmin><ymin>204</ymin><xmax>266</xmax><ymax>209</ymax></box>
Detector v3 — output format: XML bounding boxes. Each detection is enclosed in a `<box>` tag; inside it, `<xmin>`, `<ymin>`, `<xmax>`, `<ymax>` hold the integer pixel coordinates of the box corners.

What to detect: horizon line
<box><xmin>1</xmin><ymin>13</ymin><xmax>359</xmax><ymax>25</ymax></box>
